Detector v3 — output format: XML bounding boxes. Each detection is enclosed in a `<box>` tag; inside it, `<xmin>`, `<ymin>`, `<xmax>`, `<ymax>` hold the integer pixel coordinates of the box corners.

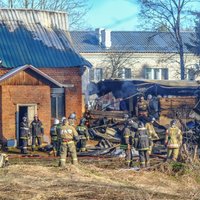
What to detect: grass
<box><xmin>1</xmin><ymin>156</ymin><xmax>200</xmax><ymax>200</ymax></box>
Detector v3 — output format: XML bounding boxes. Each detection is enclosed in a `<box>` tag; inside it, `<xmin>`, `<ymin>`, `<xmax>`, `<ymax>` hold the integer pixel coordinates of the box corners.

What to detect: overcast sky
<box><xmin>85</xmin><ymin>0</ymin><xmax>139</xmax><ymax>31</ymax></box>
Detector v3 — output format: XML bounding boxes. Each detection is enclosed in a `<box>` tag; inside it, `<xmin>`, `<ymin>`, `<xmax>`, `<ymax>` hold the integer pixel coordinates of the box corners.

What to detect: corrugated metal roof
<box><xmin>0</xmin><ymin>64</ymin><xmax>74</xmax><ymax>88</ymax></box>
<box><xmin>0</xmin><ymin>9</ymin><xmax>92</xmax><ymax>68</ymax></box>
<box><xmin>70</xmin><ymin>31</ymin><xmax>193</xmax><ymax>53</ymax></box>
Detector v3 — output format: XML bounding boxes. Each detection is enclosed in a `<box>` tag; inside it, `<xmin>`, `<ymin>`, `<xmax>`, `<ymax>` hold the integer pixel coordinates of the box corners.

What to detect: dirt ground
<box><xmin>0</xmin><ymin>157</ymin><xmax>200</xmax><ymax>200</ymax></box>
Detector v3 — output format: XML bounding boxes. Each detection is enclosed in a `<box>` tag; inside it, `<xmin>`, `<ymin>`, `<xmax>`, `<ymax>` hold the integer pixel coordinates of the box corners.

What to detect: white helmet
<box><xmin>54</xmin><ymin>118</ymin><xmax>60</xmax><ymax>125</ymax></box>
<box><xmin>61</xmin><ymin>116</ymin><xmax>67</xmax><ymax>122</ymax></box>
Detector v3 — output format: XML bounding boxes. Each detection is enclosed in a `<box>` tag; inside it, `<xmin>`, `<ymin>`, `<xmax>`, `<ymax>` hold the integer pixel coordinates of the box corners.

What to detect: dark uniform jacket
<box><xmin>30</xmin><ymin>120</ymin><xmax>44</xmax><ymax>137</ymax></box>
<box><xmin>134</xmin><ymin>127</ymin><xmax>151</xmax><ymax>150</ymax></box>
<box><xmin>20</xmin><ymin>121</ymin><xmax>29</xmax><ymax>139</ymax></box>
<box><xmin>76</xmin><ymin>125</ymin><xmax>89</xmax><ymax>140</ymax></box>
<box><xmin>50</xmin><ymin>125</ymin><xmax>60</xmax><ymax>141</ymax></box>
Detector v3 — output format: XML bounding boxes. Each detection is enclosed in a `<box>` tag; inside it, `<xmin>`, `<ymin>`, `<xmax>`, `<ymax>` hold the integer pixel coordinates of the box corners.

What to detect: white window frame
<box><xmin>145</xmin><ymin>68</ymin><xmax>168</xmax><ymax>80</ymax></box>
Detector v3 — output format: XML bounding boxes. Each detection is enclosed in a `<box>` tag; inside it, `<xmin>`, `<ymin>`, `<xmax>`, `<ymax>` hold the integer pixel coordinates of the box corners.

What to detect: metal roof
<box><xmin>0</xmin><ymin>64</ymin><xmax>74</xmax><ymax>88</ymax></box>
<box><xmin>70</xmin><ymin>31</ymin><xmax>193</xmax><ymax>53</ymax></box>
<box><xmin>90</xmin><ymin>79</ymin><xmax>200</xmax><ymax>98</ymax></box>
<box><xmin>0</xmin><ymin>9</ymin><xmax>92</xmax><ymax>68</ymax></box>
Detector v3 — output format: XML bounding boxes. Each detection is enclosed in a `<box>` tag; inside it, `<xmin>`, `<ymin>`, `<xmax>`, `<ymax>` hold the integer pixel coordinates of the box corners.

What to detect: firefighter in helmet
<box><xmin>20</xmin><ymin>116</ymin><xmax>29</xmax><ymax>154</ymax></box>
<box><xmin>59</xmin><ymin>118</ymin><xmax>79</xmax><ymax>167</ymax></box>
<box><xmin>165</xmin><ymin>120</ymin><xmax>182</xmax><ymax>161</ymax></box>
<box><xmin>50</xmin><ymin>118</ymin><xmax>61</xmax><ymax>156</ymax></box>
<box><xmin>76</xmin><ymin>118</ymin><xmax>90</xmax><ymax>152</ymax></box>
<box><xmin>134</xmin><ymin>121</ymin><xmax>152</xmax><ymax>168</ymax></box>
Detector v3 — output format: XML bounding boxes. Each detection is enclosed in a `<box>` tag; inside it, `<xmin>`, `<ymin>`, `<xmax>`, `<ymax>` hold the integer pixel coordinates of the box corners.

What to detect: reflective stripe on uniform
<box><xmin>167</xmin><ymin>144</ymin><xmax>179</xmax><ymax>148</ymax></box>
<box><xmin>60</xmin><ymin>158</ymin><xmax>66</xmax><ymax>161</ymax></box>
<box><xmin>138</xmin><ymin>148</ymin><xmax>149</xmax><ymax>151</ymax></box>
<box><xmin>72</xmin><ymin>158</ymin><xmax>78</xmax><ymax>161</ymax></box>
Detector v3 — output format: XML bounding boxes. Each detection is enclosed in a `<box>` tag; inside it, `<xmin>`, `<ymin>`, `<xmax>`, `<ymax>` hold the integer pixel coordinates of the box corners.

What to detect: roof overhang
<box><xmin>0</xmin><ymin>64</ymin><xmax>74</xmax><ymax>88</ymax></box>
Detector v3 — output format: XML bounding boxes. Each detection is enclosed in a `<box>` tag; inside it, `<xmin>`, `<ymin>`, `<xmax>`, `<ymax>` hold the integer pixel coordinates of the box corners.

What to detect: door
<box><xmin>16</xmin><ymin>104</ymin><xmax>37</xmax><ymax>145</ymax></box>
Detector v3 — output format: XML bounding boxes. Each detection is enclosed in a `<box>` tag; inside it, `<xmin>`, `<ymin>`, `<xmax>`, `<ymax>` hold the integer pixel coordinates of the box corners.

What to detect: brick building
<box><xmin>0</xmin><ymin>9</ymin><xmax>91</xmax><ymax>144</ymax></box>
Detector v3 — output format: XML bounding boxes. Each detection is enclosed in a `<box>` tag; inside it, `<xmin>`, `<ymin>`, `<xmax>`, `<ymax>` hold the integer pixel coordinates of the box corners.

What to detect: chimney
<box><xmin>95</xmin><ymin>28</ymin><xmax>104</xmax><ymax>45</ymax></box>
<box><xmin>101</xmin><ymin>29</ymin><xmax>111</xmax><ymax>49</ymax></box>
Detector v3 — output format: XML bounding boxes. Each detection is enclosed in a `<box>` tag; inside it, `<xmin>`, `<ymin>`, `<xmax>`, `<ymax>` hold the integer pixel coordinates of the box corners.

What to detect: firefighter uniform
<box><xmin>122</xmin><ymin>122</ymin><xmax>135</xmax><ymax>168</ymax></box>
<box><xmin>134</xmin><ymin>122</ymin><xmax>151</xmax><ymax>168</ymax></box>
<box><xmin>165</xmin><ymin>120</ymin><xmax>182</xmax><ymax>161</ymax></box>
<box><xmin>50</xmin><ymin>119</ymin><xmax>60</xmax><ymax>156</ymax></box>
<box><xmin>59</xmin><ymin>120</ymin><xmax>79</xmax><ymax>167</ymax></box>
<box><xmin>20</xmin><ymin>117</ymin><xmax>29</xmax><ymax>154</ymax></box>
<box><xmin>30</xmin><ymin>116</ymin><xmax>44</xmax><ymax>151</ymax></box>
<box><xmin>137</xmin><ymin>97</ymin><xmax>148</xmax><ymax>117</ymax></box>
<box><xmin>76</xmin><ymin>119</ymin><xmax>90</xmax><ymax>152</ymax></box>
<box><xmin>145</xmin><ymin>120</ymin><xmax>159</xmax><ymax>154</ymax></box>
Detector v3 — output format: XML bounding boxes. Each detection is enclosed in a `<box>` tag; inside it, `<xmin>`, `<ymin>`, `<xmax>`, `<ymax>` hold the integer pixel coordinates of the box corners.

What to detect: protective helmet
<box><xmin>54</xmin><ymin>118</ymin><xmax>60</xmax><ymax>125</ymax></box>
<box><xmin>170</xmin><ymin>119</ymin><xmax>177</xmax><ymax>126</ymax></box>
<box><xmin>138</xmin><ymin>121</ymin><xmax>144</xmax><ymax>128</ymax></box>
<box><xmin>61</xmin><ymin>116</ymin><xmax>66</xmax><ymax>122</ymax></box>
<box><xmin>128</xmin><ymin>119</ymin><xmax>134</xmax><ymax>125</ymax></box>
<box><xmin>124</xmin><ymin>114</ymin><xmax>129</xmax><ymax>119</ymax></box>
<box><xmin>69</xmin><ymin>112</ymin><xmax>76</xmax><ymax>119</ymax></box>
<box><xmin>151</xmin><ymin>117</ymin><xmax>156</xmax><ymax>122</ymax></box>
<box><xmin>22</xmin><ymin>116</ymin><xmax>27</xmax><ymax>121</ymax></box>
<box><xmin>147</xmin><ymin>94</ymin><xmax>153</xmax><ymax>99</ymax></box>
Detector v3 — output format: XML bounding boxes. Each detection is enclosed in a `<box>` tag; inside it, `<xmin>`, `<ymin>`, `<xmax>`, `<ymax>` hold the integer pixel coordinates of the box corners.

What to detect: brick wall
<box><xmin>0</xmin><ymin>85</ymin><xmax>51</xmax><ymax>141</ymax></box>
<box><xmin>40</xmin><ymin>67</ymin><xmax>83</xmax><ymax>122</ymax></box>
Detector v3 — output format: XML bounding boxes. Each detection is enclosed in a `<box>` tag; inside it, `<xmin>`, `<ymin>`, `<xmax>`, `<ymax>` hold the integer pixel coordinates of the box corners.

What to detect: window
<box><xmin>188</xmin><ymin>69</ymin><xmax>195</xmax><ymax>81</ymax></box>
<box><xmin>125</xmin><ymin>68</ymin><xmax>132</xmax><ymax>78</ymax></box>
<box><xmin>145</xmin><ymin>68</ymin><xmax>168</xmax><ymax>80</ymax></box>
<box><xmin>118</xmin><ymin>68</ymin><xmax>132</xmax><ymax>79</ymax></box>
<box><xmin>51</xmin><ymin>88</ymin><xmax>65</xmax><ymax>119</ymax></box>
<box><xmin>154</xmin><ymin>69</ymin><xmax>160</xmax><ymax>80</ymax></box>
<box><xmin>161</xmin><ymin>69</ymin><xmax>168</xmax><ymax>80</ymax></box>
<box><xmin>89</xmin><ymin>68</ymin><xmax>103</xmax><ymax>81</ymax></box>
<box><xmin>96</xmin><ymin>68</ymin><xmax>103</xmax><ymax>81</ymax></box>
<box><xmin>145</xmin><ymin>68</ymin><xmax>153</xmax><ymax>79</ymax></box>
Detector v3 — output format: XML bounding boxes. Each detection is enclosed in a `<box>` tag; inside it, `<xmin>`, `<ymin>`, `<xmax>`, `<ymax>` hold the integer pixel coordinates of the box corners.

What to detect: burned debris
<box><xmin>84</xmin><ymin>79</ymin><xmax>200</xmax><ymax>165</ymax></box>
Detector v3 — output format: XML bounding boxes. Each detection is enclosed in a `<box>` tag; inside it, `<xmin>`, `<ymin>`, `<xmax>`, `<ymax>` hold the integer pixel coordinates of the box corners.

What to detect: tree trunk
<box><xmin>179</xmin><ymin>42</ymin><xmax>185</xmax><ymax>80</ymax></box>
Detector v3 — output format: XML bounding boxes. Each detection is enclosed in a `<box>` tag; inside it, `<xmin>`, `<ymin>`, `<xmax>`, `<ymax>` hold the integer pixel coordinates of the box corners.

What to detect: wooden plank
<box><xmin>90</xmin><ymin>110</ymin><xmax>128</xmax><ymax>119</ymax></box>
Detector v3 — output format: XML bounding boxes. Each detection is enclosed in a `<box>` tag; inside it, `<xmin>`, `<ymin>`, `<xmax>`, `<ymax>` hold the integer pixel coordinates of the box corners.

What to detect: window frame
<box><xmin>51</xmin><ymin>88</ymin><xmax>65</xmax><ymax>119</ymax></box>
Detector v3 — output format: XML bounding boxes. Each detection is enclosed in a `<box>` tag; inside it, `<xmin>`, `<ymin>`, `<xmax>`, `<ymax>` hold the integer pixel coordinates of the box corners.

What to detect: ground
<box><xmin>1</xmin><ymin>157</ymin><xmax>200</xmax><ymax>200</ymax></box>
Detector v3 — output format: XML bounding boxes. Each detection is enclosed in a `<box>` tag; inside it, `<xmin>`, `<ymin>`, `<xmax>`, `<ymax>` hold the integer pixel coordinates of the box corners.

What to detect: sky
<box><xmin>85</xmin><ymin>0</ymin><xmax>139</xmax><ymax>31</ymax></box>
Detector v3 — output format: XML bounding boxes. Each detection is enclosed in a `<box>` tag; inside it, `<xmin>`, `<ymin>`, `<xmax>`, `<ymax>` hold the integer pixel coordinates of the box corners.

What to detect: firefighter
<box><xmin>68</xmin><ymin>112</ymin><xmax>76</xmax><ymax>126</ymax></box>
<box><xmin>76</xmin><ymin>118</ymin><xmax>90</xmax><ymax>152</ymax></box>
<box><xmin>20</xmin><ymin>116</ymin><xmax>29</xmax><ymax>154</ymax></box>
<box><xmin>30</xmin><ymin>115</ymin><xmax>44</xmax><ymax>151</ymax></box>
<box><xmin>165</xmin><ymin>120</ymin><xmax>182</xmax><ymax>161</ymax></box>
<box><xmin>83</xmin><ymin>105</ymin><xmax>92</xmax><ymax>128</ymax></box>
<box><xmin>122</xmin><ymin>119</ymin><xmax>135</xmax><ymax>168</ymax></box>
<box><xmin>134</xmin><ymin>121</ymin><xmax>151</xmax><ymax>168</ymax></box>
<box><xmin>136</xmin><ymin>96</ymin><xmax>148</xmax><ymax>117</ymax></box>
<box><xmin>59</xmin><ymin>118</ymin><xmax>79</xmax><ymax>167</ymax></box>
<box><xmin>50</xmin><ymin>118</ymin><xmax>60</xmax><ymax>156</ymax></box>
<box><xmin>147</xmin><ymin>94</ymin><xmax>160</xmax><ymax>120</ymax></box>
<box><xmin>145</xmin><ymin>117</ymin><xmax>159</xmax><ymax>154</ymax></box>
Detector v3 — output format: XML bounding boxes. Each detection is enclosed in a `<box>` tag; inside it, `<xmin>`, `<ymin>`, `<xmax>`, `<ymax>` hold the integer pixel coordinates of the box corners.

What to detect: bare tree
<box><xmin>102</xmin><ymin>49</ymin><xmax>138</xmax><ymax>79</ymax></box>
<box><xmin>137</xmin><ymin>0</ymin><xmax>200</xmax><ymax>80</ymax></box>
<box><xmin>187</xmin><ymin>12</ymin><xmax>200</xmax><ymax>56</ymax></box>
<box><xmin>0</xmin><ymin>0</ymin><xmax>90</xmax><ymax>30</ymax></box>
